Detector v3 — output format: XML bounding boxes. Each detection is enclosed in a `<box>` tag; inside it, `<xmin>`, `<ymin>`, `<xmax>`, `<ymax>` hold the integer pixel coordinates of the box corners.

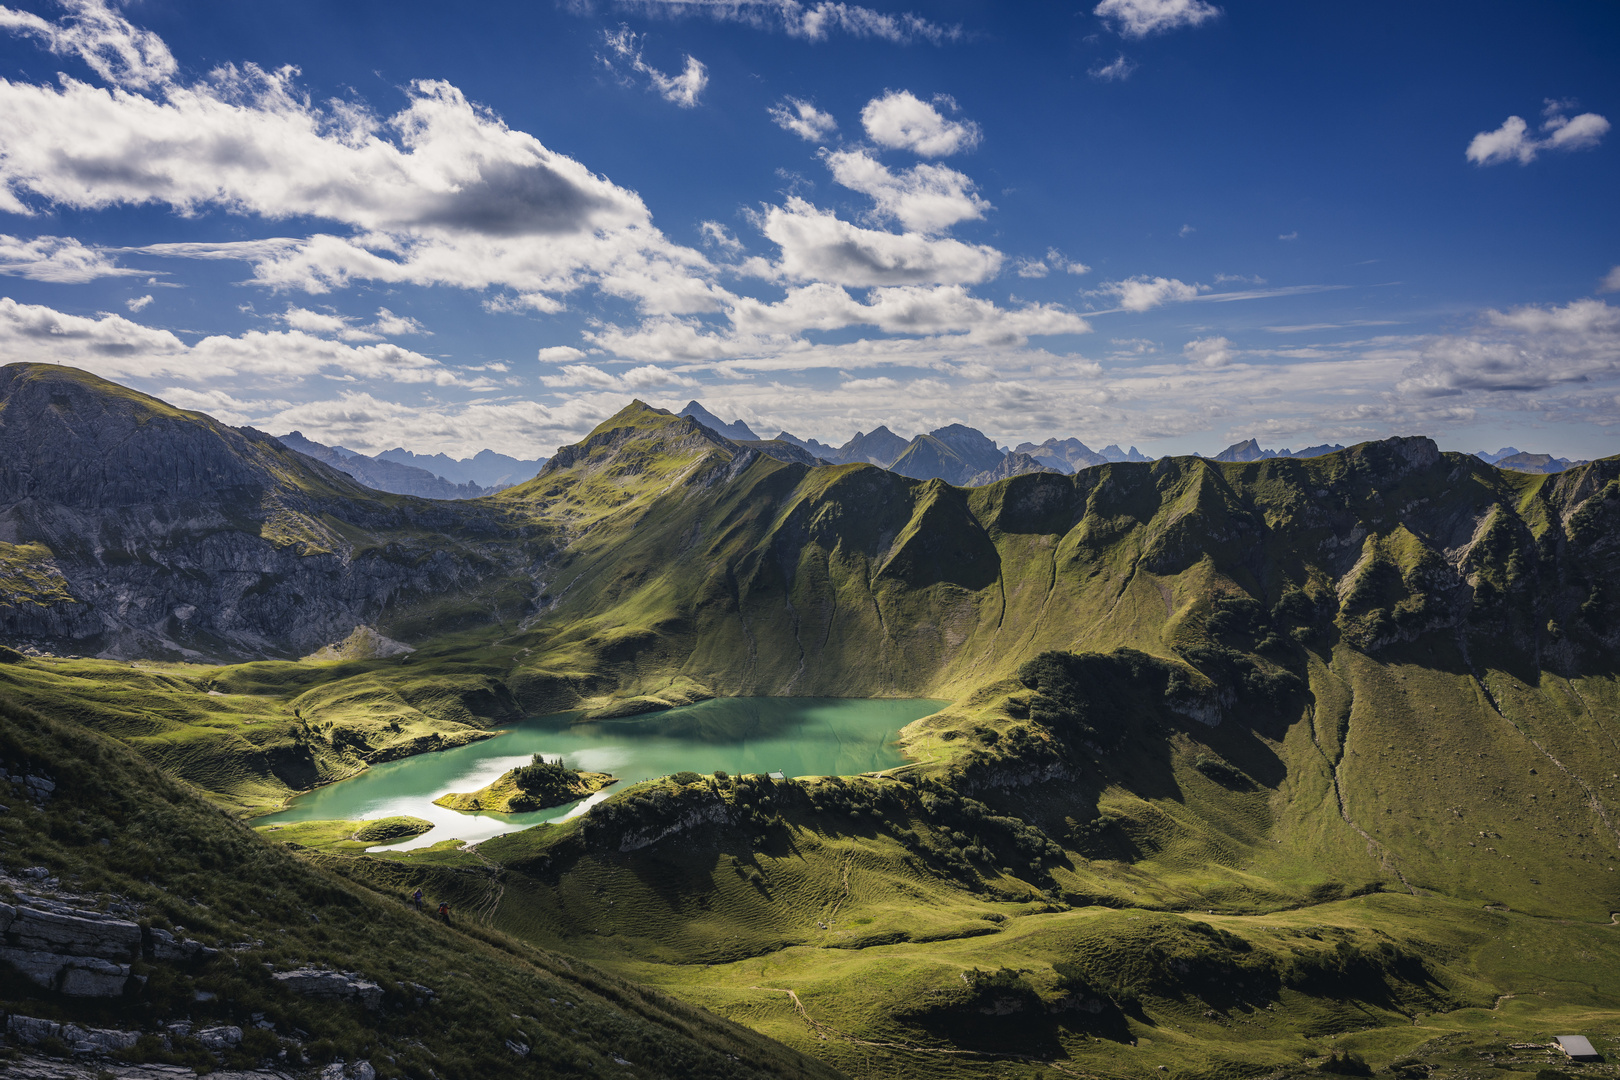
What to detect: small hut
<box><xmin>1555</xmin><ymin>1036</ymin><xmax>1600</xmax><ymax>1062</ymax></box>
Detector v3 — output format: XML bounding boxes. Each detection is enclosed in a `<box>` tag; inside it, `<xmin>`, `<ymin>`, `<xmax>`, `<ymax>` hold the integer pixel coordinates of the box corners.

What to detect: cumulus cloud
<box><xmin>1097</xmin><ymin>275</ymin><xmax>1206</xmax><ymax>312</ymax></box>
<box><xmin>823</xmin><ymin>149</ymin><xmax>989</xmax><ymax>233</ymax></box>
<box><xmin>1014</xmin><ymin>249</ymin><xmax>1089</xmax><ymax>279</ymax></box>
<box><xmin>0</xmin><ymin>296</ymin><xmax>481</xmax><ymax>387</ymax></box>
<box><xmin>748</xmin><ymin>196</ymin><xmax>1001</xmax><ymax>286</ymax></box>
<box><xmin>1088</xmin><ymin>54</ymin><xmax>1137</xmax><ymax>81</ymax></box>
<box><xmin>538</xmin><ymin>362</ymin><xmax>697</xmax><ymax>390</ymax></box>
<box><xmin>860</xmin><ymin>90</ymin><xmax>981</xmax><ymax>157</ymax></box>
<box><xmin>0</xmin><ymin>0</ymin><xmax>175</xmax><ymax>89</ymax></box>
<box><xmin>769</xmin><ymin>97</ymin><xmax>837</xmax><ymax>141</ymax></box>
<box><xmin>537</xmin><ymin>345</ymin><xmax>587</xmax><ymax>364</ymax></box>
<box><xmin>600</xmin><ymin>26</ymin><xmax>708</xmax><ymax>108</ymax></box>
<box><xmin>0</xmin><ymin>234</ymin><xmax>145</xmax><ymax>282</ymax></box>
<box><xmin>1094</xmin><ymin>0</ymin><xmax>1219</xmax><ymax>38</ymax></box>
<box><xmin>605</xmin><ymin>1</ymin><xmax>961</xmax><ymax>44</ymax></box>
<box><xmin>1602</xmin><ymin>266</ymin><xmax>1620</xmax><ymax>294</ymax></box>
<box><xmin>125</xmin><ymin>293</ymin><xmax>153</xmax><ymax>312</ymax></box>
<box><xmin>1467</xmin><ymin>101</ymin><xmax>1610</xmax><ymax>166</ymax></box>
<box><xmin>1184</xmin><ymin>335</ymin><xmax>1236</xmax><ymax>367</ymax></box>
<box><xmin>584</xmin><ymin>281</ymin><xmax>1089</xmax><ymax>363</ymax></box>
<box><xmin>369</xmin><ymin>307</ymin><xmax>427</xmax><ymax>336</ymax></box>
<box><xmin>699</xmin><ymin>220</ymin><xmax>743</xmax><ymax>253</ymax></box>
<box><xmin>1397</xmin><ymin>299</ymin><xmax>1620</xmax><ymax>396</ymax></box>
<box><xmin>728</xmin><ymin>282</ymin><xmax>1089</xmax><ymax>341</ymax></box>
<box><xmin>0</xmin><ymin>15</ymin><xmax>720</xmax><ymax>314</ymax></box>
<box><xmin>263</xmin><ymin>389</ymin><xmax>615</xmax><ymax>458</ymax></box>
<box><xmin>276</xmin><ymin>305</ymin><xmax>429</xmax><ymax>341</ymax></box>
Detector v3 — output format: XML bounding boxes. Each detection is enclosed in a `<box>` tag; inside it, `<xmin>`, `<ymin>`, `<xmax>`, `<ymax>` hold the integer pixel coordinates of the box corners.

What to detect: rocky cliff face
<box><xmin>0</xmin><ymin>364</ymin><xmax>541</xmax><ymax>660</ymax></box>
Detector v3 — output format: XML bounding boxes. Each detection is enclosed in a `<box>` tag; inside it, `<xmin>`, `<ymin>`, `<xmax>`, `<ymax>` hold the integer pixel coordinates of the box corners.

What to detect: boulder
<box><xmin>148</xmin><ymin>925</ymin><xmax>218</xmax><ymax>961</ymax></box>
<box><xmin>8</xmin><ymin>902</ymin><xmax>142</xmax><ymax>957</ymax></box>
<box><xmin>0</xmin><ymin>946</ymin><xmax>133</xmax><ymax>995</ymax></box>
<box><xmin>272</xmin><ymin>966</ymin><xmax>383</xmax><ymax>1009</ymax></box>
<box><xmin>197</xmin><ymin>1025</ymin><xmax>244</xmax><ymax>1051</ymax></box>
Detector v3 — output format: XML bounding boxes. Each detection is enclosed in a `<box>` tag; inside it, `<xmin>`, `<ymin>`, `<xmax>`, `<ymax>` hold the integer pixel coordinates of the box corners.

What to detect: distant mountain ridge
<box><xmin>678</xmin><ymin>401</ymin><xmax>759</xmax><ymax>442</ymax></box>
<box><xmin>1211</xmin><ymin>438</ymin><xmax>1349</xmax><ymax>463</ymax></box>
<box><xmin>277</xmin><ymin>432</ymin><xmax>493</xmax><ymax>499</ymax></box>
<box><xmin>662</xmin><ymin>401</ymin><xmax>1605</xmax><ymax>486</ymax></box>
<box><xmin>376</xmin><ymin>445</ymin><xmax>546</xmax><ymax>489</ymax></box>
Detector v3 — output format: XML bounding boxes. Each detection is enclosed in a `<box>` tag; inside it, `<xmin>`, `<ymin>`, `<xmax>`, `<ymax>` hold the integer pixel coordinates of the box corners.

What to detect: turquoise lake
<box><xmin>254</xmin><ymin>696</ymin><xmax>945</xmax><ymax>850</ymax></box>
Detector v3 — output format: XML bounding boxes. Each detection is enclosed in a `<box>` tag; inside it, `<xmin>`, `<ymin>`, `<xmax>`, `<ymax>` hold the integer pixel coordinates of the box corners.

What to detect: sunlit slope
<box><xmin>498</xmin><ymin>405</ymin><xmax>1620</xmax><ymax>700</ymax></box>
<box><xmin>0</xmin><ymin>692</ymin><xmax>844</xmax><ymax>1080</ymax></box>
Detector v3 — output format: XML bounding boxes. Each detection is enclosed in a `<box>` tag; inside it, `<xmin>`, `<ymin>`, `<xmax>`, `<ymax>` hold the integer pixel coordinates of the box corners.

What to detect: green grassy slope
<box><xmin>0</xmin><ymin>693</ymin><xmax>844</xmax><ymax>1080</ymax></box>
<box><xmin>8</xmin><ymin>386</ymin><xmax>1620</xmax><ymax>1079</ymax></box>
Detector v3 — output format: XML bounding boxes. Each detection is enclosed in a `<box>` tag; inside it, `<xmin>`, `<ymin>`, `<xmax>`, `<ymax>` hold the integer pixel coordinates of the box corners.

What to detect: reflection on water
<box><xmin>254</xmin><ymin>696</ymin><xmax>944</xmax><ymax>851</ymax></box>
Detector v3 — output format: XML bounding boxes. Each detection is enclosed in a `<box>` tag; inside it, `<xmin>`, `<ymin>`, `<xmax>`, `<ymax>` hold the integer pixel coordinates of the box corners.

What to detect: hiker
<box><xmin>412</xmin><ymin>888</ymin><xmax>423</xmax><ymax>911</ymax></box>
<box><xmin>438</xmin><ymin>901</ymin><xmax>451</xmax><ymax>925</ymax></box>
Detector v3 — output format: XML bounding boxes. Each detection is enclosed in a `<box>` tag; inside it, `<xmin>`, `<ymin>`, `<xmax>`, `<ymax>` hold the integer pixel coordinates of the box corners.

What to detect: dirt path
<box><xmin>462</xmin><ymin>843</ymin><xmax>506</xmax><ymax>925</ymax></box>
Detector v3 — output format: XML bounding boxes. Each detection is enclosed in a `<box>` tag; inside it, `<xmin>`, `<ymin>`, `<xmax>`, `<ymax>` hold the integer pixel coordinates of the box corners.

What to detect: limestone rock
<box><xmin>271</xmin><ymin>966</ymin><xmax>383</xmax><ymax>1009</ymax></box>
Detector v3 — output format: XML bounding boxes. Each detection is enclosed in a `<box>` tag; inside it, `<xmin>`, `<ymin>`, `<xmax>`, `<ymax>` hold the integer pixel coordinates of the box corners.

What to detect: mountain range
<box><xmin>259</xmin><ymin>401</ymin><xmax>1591</xmax><ymax>505</ymax></box>
<box><xmin>277</xmin><ymin>431</ymin><xmax>498</xmax><ymax>499</ymax></box>
<box><xmin>5</xmin><ymin>363</ymin><xmax>1620</xmax><ymax>1080</ymax></box>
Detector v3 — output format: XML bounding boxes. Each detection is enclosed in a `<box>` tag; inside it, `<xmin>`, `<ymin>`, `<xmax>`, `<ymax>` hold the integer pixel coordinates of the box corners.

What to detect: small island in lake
<box><xmin>435</xmin><ymin>755</ymin><xmax>616</xmax><ymax>813</ymax></box>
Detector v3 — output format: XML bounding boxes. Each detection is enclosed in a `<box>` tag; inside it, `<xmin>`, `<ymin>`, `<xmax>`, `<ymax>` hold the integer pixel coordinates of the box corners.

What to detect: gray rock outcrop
<box><xmin>271</xmin><ymin>967</ymin><xmax>384</xmax><ymax>1009</ymax></box>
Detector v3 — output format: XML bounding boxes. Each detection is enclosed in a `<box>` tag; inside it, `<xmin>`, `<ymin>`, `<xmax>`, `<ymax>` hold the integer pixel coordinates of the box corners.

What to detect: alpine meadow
<box><xmin>1</xmin><ymin>2</ymin><xmax>1618</xmax><ymax>1080</ymax></box>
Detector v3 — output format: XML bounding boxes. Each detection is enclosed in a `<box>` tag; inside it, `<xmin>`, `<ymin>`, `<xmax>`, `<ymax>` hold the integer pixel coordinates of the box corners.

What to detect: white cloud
<box><xmin>1601</xmin><ymin>266</ymin><xmax>1620</xmax><ymax>294</ymax></box>
<box><xmin>537</xmin><ymin>345</ymin><xmax>587</xmax><ymax>364</ymax></box>
<box><xmin>369</xmin><ymin>307</ymin><xmax>427</xmax><ymax>336</ymax></box>
<box><xmin>600</xmin><ymin>26</ymin><xmax>708</xmax><ymax>108</ymax></box>
<box><xmin>840</xmin><ymin>376</ymin><xmax>899</xmax><ymax>391</ymax></box>
<box><xmin>1467</xmin><ymin>104</ymin><xmax>1610</xmax><ymax>166</ymax></box>
<box><xmin>768</xmin><ymin>97</ymin><xmax>837</xmax><ymax>141</ymax></box>
<box><xmin>125</xmin><ymin>293</ymin><xmax>153</xmax><ymax>312</ymax></box>
<box><xmin>1397</xmin><ymin>299</ymin><xmax>1620</xmax><ymax>396</ymax></box>
<box><xmin>539</xmin><ymin>362</ymin><xmax>696</xmax><ymax>390</ymax></box>
<box><xmin>0</xmin><ymin>296</ymin><xmax>483</xmax><ymax>387</ymax></box>
<box><xmin>1179</xmin><ymin>224</ymin><xmax>1195</xmax><ymax>237</ymax></box>
<box><xmin>1184</xmin><ymin>335</ymin><xmax>1235</xmax><ymax>368</ymax></box>
<box><xmin>860</xmin><ymin>90</ymin><xmax>981</xmax><ymax>157</ymax></box>
<box><xmin>1543</xmin><ymin>110</ymin><xmax>1610</xmax><ymax>151</ymax></box>
<box><xmin>728</xmin><ymin>282</ymin><xmax>1089</xmax><ymax>342</ymax></box>
<box><xmin>275</xmin><ymin>305</ymin><xmax>429</xmax><ymax>341</ymax></box>
<box><xmin>0</xmin><ymin>0</ymin><xmax>175</xmax><ymax>89</ymax></box>
<box><xmin>823</xmin><ymin>149</ymin><xmax>989</xmax><ymax>233</ymax></box>
<box><xmin>1094</xmin><ymin>0</ymin><xmax>1219</xmax><ymax>38</ymax></box>
<box><xmin>699</xmin><ymin>220</ymin><xmax>743</xmax><ymax>254</ymax></box>
<box><xmin>0</xmin><ymin>234</ymin><xmax>145</xmax><ymax>282</ymax></box>
<box><xmin>1097</xmin><ymin>275</ymin><xmax>1205</xmax><ymax>312</ymax></box>
<box><xmin>750</xmin><ymin>196</ymin><xmax>1002</xmax><ymax>286</ymax></box>
<box><xmin>1014</xmin><ymin>249</ymin><xmax>1089</xmax><ymax>279</ymax></box>
<box><xmin>0</xmin><ymin>21</ymin><xmax>720</xmax><ymax>313</ymax></box>
<box><xmin>1467</xmin><ymin>115</ymin><xmax>1537</xmax><ymax>166</ymax></box>
<box><xmin>585</xmin><ymin>282</ymin><xmax>1090</xmax><ymax>363</ymax></box>
<box><xmin>1278</xmin><ymin>231</ymin><xmax>1298</xmax><ymax>241</ymax></box>
<box><xmin>608</xmin><ymin>1</ymin><xmax>960</xmax><ymax>45</ymax></box>
<box><xmin>1088</xmin><ymin>54</ymin><xmax>1137</xmax><ymax>81</ymax></box>
<box><xmin>264</xmin><ymin>389</ymin><xmax>616</xmax><ymax>458</ymax></box>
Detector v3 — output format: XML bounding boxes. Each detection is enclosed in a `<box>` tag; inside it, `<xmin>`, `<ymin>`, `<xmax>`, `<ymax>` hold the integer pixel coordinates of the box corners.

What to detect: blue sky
<box><xmin>0</xmin><ymin>0</ymin><xmax>1615</xmax><ymax>460</ymax></box>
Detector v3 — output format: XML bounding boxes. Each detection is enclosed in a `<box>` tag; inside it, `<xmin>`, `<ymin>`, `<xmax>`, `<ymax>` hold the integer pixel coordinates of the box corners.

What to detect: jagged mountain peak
<box><xmin>678</xmin><ymin>400</ymin><xmax>759</xmax><ymax>442</ymax></box>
